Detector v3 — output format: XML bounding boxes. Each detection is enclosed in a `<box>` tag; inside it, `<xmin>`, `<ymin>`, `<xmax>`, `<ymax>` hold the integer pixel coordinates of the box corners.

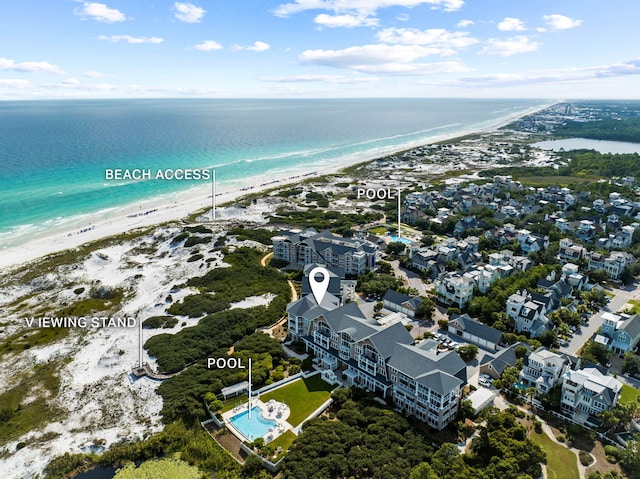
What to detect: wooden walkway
<box><xmin>131</xmin><ymin>363</ymin><xmax>174</xmax><ymax>381</ymax></box>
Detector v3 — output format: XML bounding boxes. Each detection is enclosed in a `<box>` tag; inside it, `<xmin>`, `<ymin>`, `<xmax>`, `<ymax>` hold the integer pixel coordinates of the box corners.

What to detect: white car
<box><xmin>479</xmin><ymin>377</ymin><xmax>491</xmax><ymax>388</ymax></box>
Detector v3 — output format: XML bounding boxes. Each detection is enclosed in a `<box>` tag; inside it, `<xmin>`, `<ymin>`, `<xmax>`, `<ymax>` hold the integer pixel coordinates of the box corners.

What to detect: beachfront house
<box><xmin>286</xmin><ymin>292</ymin><xmax>467</xmax><ymax>430</ymax></box>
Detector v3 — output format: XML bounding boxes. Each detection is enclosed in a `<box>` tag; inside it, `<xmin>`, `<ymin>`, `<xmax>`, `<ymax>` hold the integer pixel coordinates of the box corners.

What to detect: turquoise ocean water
<box><xmin>0</xmin><ymin>98</ymin><xmax>546</xmax><ymax>245</ymax></box>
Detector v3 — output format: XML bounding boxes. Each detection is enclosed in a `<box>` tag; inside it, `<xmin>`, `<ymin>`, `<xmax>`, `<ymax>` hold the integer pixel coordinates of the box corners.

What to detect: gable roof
<box><xmin>388</xmin><ymin>343</ymin><xmax>467</xmax><ymax>383</ymax></box>
<box><xmin>620</xmin><ymin>314</ymin><xmax>640</xmax><ymax>339</ymax></box>
<box><xmin>449</xmin><ymin>313</ymin><xmax>503</xmax><ymax>345</ymax></box>
<box><xmin>368</xmin><ymin>322</ymin><xmax>414</xmax><ymax>359</ymax></box>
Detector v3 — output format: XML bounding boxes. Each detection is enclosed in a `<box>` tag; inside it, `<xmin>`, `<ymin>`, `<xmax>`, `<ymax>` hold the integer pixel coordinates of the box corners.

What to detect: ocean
<box><xmin>0</xmin><ymin>98</ymin><xmax>547</xmax><ymax>246</ymax></box>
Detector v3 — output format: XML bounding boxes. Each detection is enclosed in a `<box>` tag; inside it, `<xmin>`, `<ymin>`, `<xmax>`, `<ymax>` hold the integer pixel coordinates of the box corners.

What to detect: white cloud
<box><xmin>376</xmin><ymin>27</ymin><xmax>478</xmax><ymax>50</ymax></box>
<box><xmin>261</xmin><ymin>74</ymin><xmax>379</xmax><ymax>84</ymax></box>
<box><xmin>74</xmin><ymin>2</ymin><xmax>126</xmax><ymax>23</ymax></box>
<box><xmin>396</xmin><ymin>13</ymin><xmax>410</xmax><ymax>21</ymax></box>
<box><xmin>193</xmin><ymin>40</ymin><xmax>223</xmax><ymax>51</ymax></box>
<box><xmin>479</xmin><ymin>36</ymin><xmax>540</xmax><ymax>56</ymax></box>
<box><xmin>314</xmin><ymin>13</ymin><xmax>379</xmax><ymax>28</ymax></box>
<box><xmin>454</xmin><ymin>59</ymin><xmax>640</xmax><ymax>87</ymax></box>
<box><xmin>456</xmin><ymin>19</ymin><xmax>474</xmax><ymax>28</ymax></box>
<box><xmin>83</xmin><ymin>70</ymin><xmax>106</xmax><ymax>78</ymax></box>
<box><xmin>232</xmin><ymin>41</ymin><xmax>271</xmax><ymax>51</ymax></box>
<box><xmin>497</xmin><ymin>17</ymin><xmax>526</xmax><ymax>31</ymax></box>
<box><xmin>0</xmin><ymin>57</ymin><xmax>65</xmax><ymax>74</ymax></box>
<box><xmin>98</xmin><ymin>35</ymin><xmax>164</xmax><ymax>44</ymax></box>
<box><xmin>299</xmin><ymin>44</ymin><xmax>470</xmax><ymax>74</ymax></box>
<box><xmin>247</xmin><ymin>41</ymin><xmax>271</xmax><ymax>52</ymax></box>
<box><xmin>542</xmin><ymin>14</ymin><xmax>582</xmax><ymax>31</ymax></box>
<box><xmin>173</xmin><ymin>2</ymin><xmax>206</xmax><ymax>23</ymax></box>
<box><xmin>0</xmin><ymin>79</ymin><xmax>32</xmax><ymax>88</ymax></box>
<box><xmin>273</xmin><ymin>0</ymin><xmax>464</xmax><ymax>19</ymax></box>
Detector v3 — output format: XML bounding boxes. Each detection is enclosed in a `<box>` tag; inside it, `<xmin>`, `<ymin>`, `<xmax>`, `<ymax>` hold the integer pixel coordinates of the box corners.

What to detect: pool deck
<box><xmin>222</xmin><ymin>398</ymin><xmax>294</xmax><ymax>444</ymax></box>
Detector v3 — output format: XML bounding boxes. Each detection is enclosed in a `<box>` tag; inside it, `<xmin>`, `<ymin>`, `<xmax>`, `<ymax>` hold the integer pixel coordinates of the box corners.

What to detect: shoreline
<box><xmin>0</xmin><ymin>101</ymin><xmax>553</xmax><ymax>270</ymax></box>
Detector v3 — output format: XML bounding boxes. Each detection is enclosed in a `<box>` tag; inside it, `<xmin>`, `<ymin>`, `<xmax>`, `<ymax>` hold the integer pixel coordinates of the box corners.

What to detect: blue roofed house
<box><xmin>599</xmin><ymin>312</ymin><xmax>640</xmax><ymax>355</ymax></box>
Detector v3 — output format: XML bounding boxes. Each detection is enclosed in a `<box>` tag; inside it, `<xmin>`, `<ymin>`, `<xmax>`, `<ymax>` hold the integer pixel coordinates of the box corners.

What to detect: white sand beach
<box><xmin>0</xmin><ymin>102</ymin><xmax>552</xmax><ymax>271</ymax></box>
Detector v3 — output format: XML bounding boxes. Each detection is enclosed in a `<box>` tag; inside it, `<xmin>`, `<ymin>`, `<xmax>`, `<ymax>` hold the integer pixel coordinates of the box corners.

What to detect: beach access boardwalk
<box><xmin>131</xmin><ymin>363</ymin><xmax>175</xmax><ymax>381</ymax></box>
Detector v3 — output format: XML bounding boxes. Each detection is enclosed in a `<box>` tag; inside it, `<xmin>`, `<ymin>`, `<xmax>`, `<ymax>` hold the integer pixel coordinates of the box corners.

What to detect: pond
<box><xmin>533</xmin><ymin>138</ymin><xmax>640</xmax><ymax>154</ymax></box>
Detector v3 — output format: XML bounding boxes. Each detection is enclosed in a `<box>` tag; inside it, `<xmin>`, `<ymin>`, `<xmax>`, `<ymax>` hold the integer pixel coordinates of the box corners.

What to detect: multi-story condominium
<box><xmin>272</xmin><ymin>229</ymin><xmax>378</xmax><ymax>275</ymax></box>
<box><xmin>519</xmin><ymin>347</ymin><xmax>569</xmax><ymax>394</ymax></box>
<box><xmin>598</xmin><ymin>312</ymin><xmax>640</xmax><ymax>355</ymax></box>
<box><xmin>561</xmin><ymin>367</ymin><xmax>622</xmax><ymax>419</ymax></box>
<box><xmin>287</xmin><ymin>293</ymin><xmax>467</xmax><ymax>430</ymax></box>
<box><xmin>506</xmin><ymin>290</ymin><xmax>553</xmax><ymax>338</ymax></box>
<box><xmin>434</xmin><ymin>273</ymin><xmax>474</xmax><ymax>308</ymax></box>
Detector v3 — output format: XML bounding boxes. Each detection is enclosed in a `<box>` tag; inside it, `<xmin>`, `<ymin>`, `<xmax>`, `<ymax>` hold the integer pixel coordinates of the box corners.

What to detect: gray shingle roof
<box><xmin>388</xmin><ymin>343</ymin><xmax>467</xmax><ymax>383</ymax></box>
<box><xmin>416</xmin><ymin>370</ymin><xmax>463</xmax><ymax>396</ymax></box>
<box><xmin>368</xmin><ymin>322</ymin><xmax>414</xmax><ymax>359</ymax></box>
<box><xmin>621</xmin><ymin>314</ymin><xmax>640</xmax><ymax>339</ymax></box>
<box><xmin>449</xmin><ymin>314</ymin><xmax>503</xmax><ymax>345</ymax></box>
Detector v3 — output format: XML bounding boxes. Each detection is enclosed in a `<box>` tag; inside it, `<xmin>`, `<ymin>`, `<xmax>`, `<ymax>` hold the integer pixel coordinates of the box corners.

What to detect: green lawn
<box><xmin>220</xmin><ymin>394</ymin><xmax>248</xmax><ymax>413</ymax></box>
<box><xmin>260</xmin><ymin>375</ymin><xmax>334</xmax><ymax>426</ymax></box>
<box><xmin>270</xmin><ymin>430</ymin><xmax>297</xmax><ymax>461</ymax></box>
<box><xmin>529</xmin><ymin>431</ymin><xmax>579</xmax><ymax>479</ymax></box>
<box><xmin>624</xmin><ymin>299</ymin><xmax>640</xmax><ymax>315</ymax></box>
<box><xmin>620</xmin><ymin>384</ymin><xmax>640</xmax><ymax>405</ymax></box>
<box><xmin>368</xmin><ymin>226</ymin><xmax>388</xmax><ymax>235</ymax></box>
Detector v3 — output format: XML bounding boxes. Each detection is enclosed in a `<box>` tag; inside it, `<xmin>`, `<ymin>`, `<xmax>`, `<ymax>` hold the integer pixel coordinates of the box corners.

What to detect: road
<box><xmin>564</xmin><ymin>282</ymin><xmax>639</xmax><ymax>355</ymax></box>
<box><xmin>389</xmin><ymin>259</ymin><xmax>428</xmax><ymax>296</ymax></box>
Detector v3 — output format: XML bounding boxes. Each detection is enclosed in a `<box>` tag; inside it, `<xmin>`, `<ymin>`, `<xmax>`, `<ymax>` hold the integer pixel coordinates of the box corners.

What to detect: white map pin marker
<box><xmin>309</xmin><ymin>266</ymin><xmax>330</xmax><ymax>305</ymax></box>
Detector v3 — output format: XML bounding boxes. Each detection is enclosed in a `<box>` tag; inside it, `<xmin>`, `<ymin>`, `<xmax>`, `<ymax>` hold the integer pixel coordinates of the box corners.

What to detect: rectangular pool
<box><xmin>229</xmin><ymin>406</ymin><xmax>276</xmax><ymax>442</ymax></box>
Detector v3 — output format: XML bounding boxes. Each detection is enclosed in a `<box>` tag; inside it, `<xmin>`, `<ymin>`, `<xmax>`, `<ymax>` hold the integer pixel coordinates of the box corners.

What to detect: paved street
<box><xmin>565</xmin><ymin>282</ymin><xmax>640</xmax><ymax>355</ymax></box>
<box><xmin>389</xmin><ymin>259</ymin><xmax>428</xmax><ymax>296</ymax></box>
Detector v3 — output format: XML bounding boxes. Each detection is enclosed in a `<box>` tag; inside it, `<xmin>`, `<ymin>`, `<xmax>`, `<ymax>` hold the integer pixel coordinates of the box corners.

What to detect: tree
<box><xmin>373</xmin><ymin>301</ymin><xmax>384</xmax><ymax>313</ymax></box>
<box><xmin>438</xmin><ymin>319</ymin><xmax>448</xmax><ymax>330</ymax></box>
<box><xmin>539</xmin><ymin>329</ymin><xmax>557</xmax><ymax>348</ymax></box>
<box><xmin>377</xmin><ymin>260</ymin><xmax>393</xmax><ymax>274</ymax></box>
<box><xmin>580</xmin><ymin>340</ymin><xmax>611</xmax><ymax>366</ymax></box>
<box><xmin>209</xmin><ymin>399</ymin><xmax>224</xmax><ymax>413</ymax></box>
<box><xmin>623</xmin><ymin>352</ymin><xmax>640</xmax><ymax>375</ymax></box>
<box><xmin>457</xmin><ymin>344</ymin><xmax>479</xmax><ymax>362</ymax></box>
<box><xmin>420</xmin><ymin>234</ymin><xmax>435</xmax><ymax>247</ymax></box>
<box><xmin>619</xmin><ymin>435</ymin><xmax>640</xmax><ymax>479</ymax></box>
<box><xmin>415</xmin><ymin>297</ymin><xmax>435</xmax><ymax>320</ymax></box>
<box><xmin>387</xmin><ymin>241</ymin><xmax>407</xmax><ymax>255</ymax></box>
<box><xmin>409</xmin><ymin>462</ymin><xmax>438</xmax><ymax>479</ymax></box>
<box><xmin>242</xmin><ymin>454</ymin><xmax>265</xmax><ymax>478</ymax></box>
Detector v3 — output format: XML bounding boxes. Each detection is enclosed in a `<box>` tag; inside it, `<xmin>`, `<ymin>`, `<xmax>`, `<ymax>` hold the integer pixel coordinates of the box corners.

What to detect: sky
<box><xmin>1</xmin><ymin>0</ymin><xmax>639</xmax><ymax>99</ymax></box>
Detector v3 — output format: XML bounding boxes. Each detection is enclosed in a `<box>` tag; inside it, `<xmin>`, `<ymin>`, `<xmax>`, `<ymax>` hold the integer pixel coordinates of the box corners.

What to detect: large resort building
<box><xmin>287</xmin><ymin>292</ymin><xmax>467</xmax><ymax>430</ymax></box>
<box><xmin>272</xmin><ymin>229</ymin><xmax>378</xmax><ymax>275</ymax></box>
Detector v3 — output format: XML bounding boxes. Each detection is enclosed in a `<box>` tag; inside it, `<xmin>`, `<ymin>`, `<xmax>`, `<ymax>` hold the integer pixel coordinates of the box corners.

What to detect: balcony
<box><xmin>358</xmin><ymin>355</ymin><xmax>377</xmax><ymax>375</ymax></box>
<box><xmin>339</xmin><ymin>345</ymin><xmax>351</xmax><ymax>361</ymax></box>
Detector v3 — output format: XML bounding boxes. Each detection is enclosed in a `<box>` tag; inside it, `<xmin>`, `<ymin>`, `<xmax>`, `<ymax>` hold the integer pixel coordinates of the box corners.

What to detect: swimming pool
<box><xmin>390</xmin><ymin>235</ymin><xmax>412</xmax><ymax>245</ymax></box>
<box><xmin>229</xmin><ymin>407</ymin><xmax>276</xmax><ymax>442</ymax></box>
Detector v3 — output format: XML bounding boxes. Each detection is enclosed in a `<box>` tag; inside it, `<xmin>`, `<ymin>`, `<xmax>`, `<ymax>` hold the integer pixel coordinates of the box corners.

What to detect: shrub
<box><xmin>606</xmin><ymin>455</ymin><xmax>618</xmax><ymax>464</ymax></box>
<box><xmin>604</xmin><ymin>445</ymin><xmax>621</xmax><ymax>458</ymax></box>
<box><xmin>187</xmin><ymin>253</ymin><xmax>204</xmax><ymax>262</ymax></box>
<box><xmin>533</xmin><ymin>420</ymin><xmax>542</xmax><ymax>434</ymax></box>
<box><xmin>580</xmin><ymin>451</ymin><xmax>594</xmax><ymax>466</ymax></box>
<box><xmin>73</xmin><ymin>287</ymin><xmax>85</xmax><ymax>295</ymax></box>
<box><xmin>556</xmin><ymin>435</ymin><xmax>565</xmax><ymax>442</ymax></box>
<box><xmin>184</xmin><ymin>236</ymin><xmax>212</xmax><ymax>248</ymax></box>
